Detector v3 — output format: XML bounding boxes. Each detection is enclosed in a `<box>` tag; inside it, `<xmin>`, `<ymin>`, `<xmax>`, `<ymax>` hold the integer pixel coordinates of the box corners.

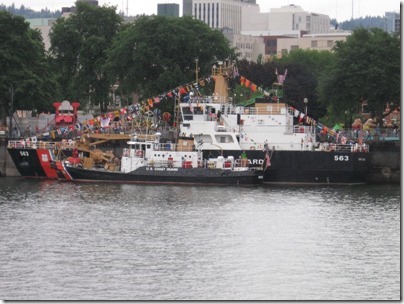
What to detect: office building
<box><xmin>191</xmin><ymin>0</ymin><xmax>259</xmax><ymax>34</ymax></box>
<box><xmin>385</xmin><ymin>11</ymin><xmax>400</xmax><ymax>34</ymax></box>
<box><xmin>158</xmin><ymin>3</ymin><xmax>180</xmax><ymax>17</ymax></box>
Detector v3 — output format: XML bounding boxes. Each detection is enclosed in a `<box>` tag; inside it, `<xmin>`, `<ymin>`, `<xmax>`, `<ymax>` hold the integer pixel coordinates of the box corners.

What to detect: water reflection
<box><xmin>0</xmin><ymin>178</ymin><xmax>400</xmax><ymax>300</ymax></box>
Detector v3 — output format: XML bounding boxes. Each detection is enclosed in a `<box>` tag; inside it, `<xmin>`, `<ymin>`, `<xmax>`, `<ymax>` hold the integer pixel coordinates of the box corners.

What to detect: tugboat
<box><xmin>55</xmin><ymin>133</ymin><xmax>264</xmax><ymax>186</ymax></box>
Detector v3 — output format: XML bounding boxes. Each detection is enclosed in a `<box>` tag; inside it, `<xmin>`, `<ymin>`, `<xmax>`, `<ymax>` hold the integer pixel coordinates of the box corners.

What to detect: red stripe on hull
<box><xmin>55</xmin><ymin>161</ymin><xmax>73</xmax><ymax>180</ymax></box>
<box><xmin>36</xmin><ymin>149</ymin><xmax>58</xmax><ymax>179</ymax></box>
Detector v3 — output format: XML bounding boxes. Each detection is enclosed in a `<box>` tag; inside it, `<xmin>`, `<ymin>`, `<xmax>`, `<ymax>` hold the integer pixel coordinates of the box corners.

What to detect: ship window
<box><xmin>215</xmin><ymin>134</ymin><xmax>234</xmax><ymax>143</ymax></box>
<box><xmin>182</xmin><ymin>106</ymin><xmax>193</xmax><ymax>120</ymax></box>
<box><xmin>183</xmin><ymin>107</ymin><xmax>192</xmax><ymax>113</ymax></box>
<box><xmin>194</xmin><ymin>107</ymin><xmax>203</xmax><ymax>114</ymax></box>
<box><xmin>194</xmin><ymin>134</ymin><xmax>212</xmax><ymax>144</ymax></box>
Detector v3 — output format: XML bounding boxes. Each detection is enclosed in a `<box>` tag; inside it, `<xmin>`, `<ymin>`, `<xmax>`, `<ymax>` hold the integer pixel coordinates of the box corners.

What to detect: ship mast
<box><xmin>174</xmin><ymin>92</ymin><xmax>181</xmax><ymax>143</ymax></box>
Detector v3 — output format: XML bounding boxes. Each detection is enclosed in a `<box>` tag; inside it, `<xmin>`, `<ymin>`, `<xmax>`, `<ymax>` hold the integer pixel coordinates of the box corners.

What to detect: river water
<box><xmin>0</xmin><ymin>177</ymin><xmax>400</xmax><ymax>300</ymax></box>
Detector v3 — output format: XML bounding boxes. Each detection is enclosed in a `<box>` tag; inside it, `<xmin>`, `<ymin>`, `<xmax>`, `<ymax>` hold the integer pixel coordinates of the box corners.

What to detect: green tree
<box><xmin>272</xmin><ymin>49</ymin><xmax>334</xmax><ymax>119</ymax></box>
<box><xmin>105</xmin><ymin>15</ymin><xmax>234</xmax><ymax>100</ymax></box>
<box><xmin>275</xmin><ymin>49</ymin><xmax>335</xmax><ymax>78</ymax></box>
<box><xmin>236</xmin><ymin>55</ymin><xmax>325</xmax><ymax>119</ymax></box>
<box><xmin>318</xmin><ymin>28</ymin><xmax>400</xmax><ymax>120</ymax></box>
<box><xmin>49</xmin><ymin>2</ymin><xmax>123</xmax><ymax>112</ymax></box>
<box><xmin>236</xmin><ymin>60</ymin><xmax>277</xmax><ymax>91</ymax></box>
<box><xmin>0</xmin><ymin>10</ymin><xmax>57</xmax><ymax>125</ymax></box>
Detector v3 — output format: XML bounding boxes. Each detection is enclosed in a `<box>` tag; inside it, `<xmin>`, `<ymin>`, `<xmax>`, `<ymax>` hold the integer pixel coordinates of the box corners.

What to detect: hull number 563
<box><xmin>334</xmin><ymin>155</ymin><xmax>349</xmax><ymax>161</ymax></box>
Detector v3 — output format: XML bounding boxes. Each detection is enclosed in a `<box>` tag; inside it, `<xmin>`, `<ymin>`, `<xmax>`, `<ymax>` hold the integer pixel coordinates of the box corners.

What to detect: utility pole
<box><xmin>195</xmin><ymin>58</ymin><xmax>199</xmax><ymax>83</ymax></box>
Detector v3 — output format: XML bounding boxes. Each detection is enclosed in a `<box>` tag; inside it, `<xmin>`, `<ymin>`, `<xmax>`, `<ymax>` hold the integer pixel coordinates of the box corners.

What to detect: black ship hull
<box><xmin>7</xmin><ymin>147</ymin><xmax>59</xmax><ymax>179</ymax></box>
<box><xmin>61</xmin><ymin>165</ymin><xmax>263</xmax><ymax>185</ymax></box>
<box><xmin>8</xmin><ymin>146</ymin><xmax>370</xmax><ymax>184</ymax></box>
<box><xmin>203</xmin><ymin>149</ymin><xmax>370</xmax><ymax>184</ymax></box>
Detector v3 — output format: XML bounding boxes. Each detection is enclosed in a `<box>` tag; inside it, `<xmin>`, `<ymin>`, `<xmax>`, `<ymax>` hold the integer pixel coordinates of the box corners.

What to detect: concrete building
<box><xmin>385</xmin><ymin>11</ymin><xmax>401</xmax><ymax>34</ymax></box>
<box><xmin>61</xmin><ymin>0</ymin><xmax>98</xmax><ymax>17</ymax></box>
<box><xmin>26</xmin><ymin>18</ymin><xmax>55</xmax><ymax>50</ymax></box>
<box><xmin>158</xmin><ymin>3</ymin><xmax>180</xmax><ymax>17</ymax></box>
<box><xmin>268</xmin><ymin>5</ymin><xmax>330</xmax><ymax>34</ymax></box>
<box><xmin>191</xmin><ymin>0</ymin><xmax>259</xmax><ymax>34</ymax></box>
<box><xmin>26</xmin><ymin>0</ymin><xmax>100</xmax><ymax>51</ymax></box>
<box><xmin>183</xmin><ymin>0</ymin><xmax>193</xmax><ymax>16</ymax></box>
<box><xmin>241</xmin><ymin>4</ymin><xmax>331</xmax><ymax>36</ymax></box>
<box><xmin>275</xmin><ymin>32</ymin><xmax>351</xmax><ymax>58</ymax></box>
<box><xmin>190</xmin><ymin>1</ymin><xmax>337</xmax><ymax>62</ymax></box>
<box><xmin>221</xmin><ymin>27</ymin><xmax>264</xmax><ymax>62</ymax></box>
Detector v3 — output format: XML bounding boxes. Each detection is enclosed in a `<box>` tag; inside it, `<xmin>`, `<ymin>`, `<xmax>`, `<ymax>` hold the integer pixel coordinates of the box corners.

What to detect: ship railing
<box><xmin>200</xmin><ymin>158</ymin><xmax>244</xmax><ymax>169</ymax></box>
<box><xmin>318</xmin><ymin>142</ymin><xmax>369</xmax><ymax>153</ymax></box>
<box><xmin>341</xmin><ymin>128</ymin><xmax>400</xmax><ymax>142</ymax></box>
<box><xmin>146</xmin><ymin>158</ymin><xmax>242</xmax><ymax>170</ymax></box>
<box><xmin>188</xmin><ymin>95</ymin><xmax>228</xmax><ymax>104</ymax></box>
<box><xmin>150</xmin><ymin>142</ymin><xmax>196</xmax><ymax>152</ymax></box>
<box><xmin>8</xmin><ymin>139</ymin><xmax>61</xmax><ymax>150</ymax></box>
<box><xmin>294</xmin><ymin>125</ymin><xmax>313</xmax><ymax>134</ymax></box>
<box><xmin>147</xmin><ymin>159</ymin><xmax>181</xmax><ymax>168</ymax></box>
<box><xmin>242</xmin><ymin>104</ymin><xmax>286</xmax><ymax>115</ymax></box>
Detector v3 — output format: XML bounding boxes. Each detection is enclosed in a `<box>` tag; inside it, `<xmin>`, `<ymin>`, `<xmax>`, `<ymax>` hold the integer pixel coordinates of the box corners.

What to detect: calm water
<box><xmin>0</xmin><ymin>177</ymin><xmax>400</xmax><ymax>300</ymax></box>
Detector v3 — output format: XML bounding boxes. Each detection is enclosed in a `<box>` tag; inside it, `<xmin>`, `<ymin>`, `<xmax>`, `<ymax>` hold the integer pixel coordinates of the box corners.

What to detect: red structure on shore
<box><xmin>53</xmin><ymin>100</ymin><xmax>80</xmax><ymax>126</ymax></box>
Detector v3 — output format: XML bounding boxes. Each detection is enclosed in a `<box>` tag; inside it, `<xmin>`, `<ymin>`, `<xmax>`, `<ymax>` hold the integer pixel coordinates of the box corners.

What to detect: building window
<box><xmin>291</xmin><ymin>45</ymin><xmax>299</xmax><ymax>51</ymax></box>
<box><xmin>216</xmin><ymin>3</ymin><xmax>219</xmax><ymax>28</ymax></box>
<box><xmin>311</xmin><ymin>40</ymin><xmax>318</xmax><ymax>47</ymax></box>
<box><xmin>207</xmin><ymin>3</ymin><xmax>210</xmax><ymax>25</ymax></box>
<box><xmin>327</xmin><ymin>40</ymin><xmax>333</xmax><ymax>48</ymax></box>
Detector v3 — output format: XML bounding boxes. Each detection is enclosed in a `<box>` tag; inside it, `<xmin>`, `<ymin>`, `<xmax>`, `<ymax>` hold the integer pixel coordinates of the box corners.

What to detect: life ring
<box><xmin>250</xmin><ymin>146</ymin><xmax>255</xmax><ymax>150</ymax></box>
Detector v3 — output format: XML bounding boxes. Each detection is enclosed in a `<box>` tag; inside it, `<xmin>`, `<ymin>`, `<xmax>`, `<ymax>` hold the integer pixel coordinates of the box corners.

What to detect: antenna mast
<box><xmin>351</xmin><ymin>0</ymin><xmax>354</xmax><ymax>19</ymax></box>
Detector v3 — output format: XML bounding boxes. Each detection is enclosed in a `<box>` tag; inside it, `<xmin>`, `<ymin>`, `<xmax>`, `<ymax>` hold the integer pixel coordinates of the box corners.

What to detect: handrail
<box><xmin>8</xmin><ymin>139</ymin><xmax>74</xmax><ymax>149</ymax></box>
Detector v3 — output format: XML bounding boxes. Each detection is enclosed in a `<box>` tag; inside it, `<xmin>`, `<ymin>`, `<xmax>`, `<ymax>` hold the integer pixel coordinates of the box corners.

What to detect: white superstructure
<box><xmin>179</xmin><ymin>97</ymin><xmax>316</xmax><ymax>152</ymax></box>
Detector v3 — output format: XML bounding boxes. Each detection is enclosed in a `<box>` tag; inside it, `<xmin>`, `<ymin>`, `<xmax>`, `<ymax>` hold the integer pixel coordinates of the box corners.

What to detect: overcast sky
<box><xmin>1</xmin><ymin>0</ymin><xmax>401</xmax><ymax>22</ymax></box>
